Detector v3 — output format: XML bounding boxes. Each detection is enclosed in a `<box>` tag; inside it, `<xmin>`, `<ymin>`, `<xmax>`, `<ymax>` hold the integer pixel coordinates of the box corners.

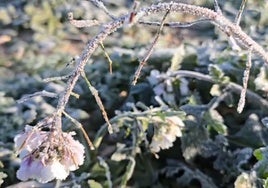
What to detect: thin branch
<box><xmin>131</xmin><ymin>2</ymin><xmax>268</xmax><ymax>62</ymax></box>
<box><xmin>237</xmin><ymin>46</ymin><xmax>252</xmax><ymax>113</ymax></box>
<box><xmin>170</xmin><ymin>70</ymin><xmax>268</xmax><ymax>110</ymax></box>
<box><xmin>228</xmin><ymin>35</ymin><xmax>241</xmax><ymax>51</ymax></box>
<box><xmin>66</xmin><ymin>57</ymin><xmax>76</xmax><ymax>68</ymax></box>
<box><xmin>63</xmin><ymin>111</ymin><xmax>95</xmax><ymax>150</ymax></box>
<box><xmin>70</xmin><ymin>91</ymin><xmax>80</xmax><ymax>99</ymax></box>
<box><xmin>171</xmin><ymin>70</ymin><xmax>214</xmax><ymax>82</ymax></box>
<box><xmin>97</xmin><ymin>157</ymin><xmax>112</xmax><ymax>188</ymax></box>
<box><xmin>125</xmin><ymin>0</ymin><xmax>140</xmax><ymax>26</ymax></box>
<box><xmin>208</xmin><ymin>92</ymin><xmax>230</xmax><ymax>110</ymax></box>
<box><xmin>43</xmin><ymin>74</ymin><xmax>71</xmax><ymax>82</ymax></box>
<box><xmin>68</xmin><ymin>12</ymin><xmax>100</xmax><ymax>28</ymax></box>
<box><xmin>81</xmin><ymin>71</ymin><xmax>113</xmax><ymax>134</ymax></box>
<box><xmin>17</xmin><ymin>90</ymin><xmax>58</xmax><ymax>103</ymax></box>
<box><xmin>235</xmin><ymin>0</ymin><xmax>247</xmax><ymax>25</ymax></box>
<box><xmin>132</xmin><ymin>9</ymin><xmax>170</xmax><ymax>85</ymax></box>
<box><xmin>52</xmin><ymin>2</ymin><xmax>268</xmax><ymax>131</ymax></box>
<box><xmin>36</xmin><ymin>116</ymin><xmax>54</xmax><ymax>129</ymax></box>
<box><xmin>213</xmin><ymin>0</ymin><xmax>222</xmax><ymax>14</ymax></box>
<box><xmin>100</xmin><ymin>42</ymin><xmax>113</xmax><ymax>74</ymax></box>
<box><xmin>54</xmin><ymin>16</ymin><xmax>126</xmax><ymax>119</ymax></box>
<box><xmin>87</xmin><ymin>0</ymin><xmax>116</xmax><ymax>20</ymax></box>
<box><xmin>139</xmin><ymin>18</ymin><xmax>211</xmax><ymax>28</ymax></box>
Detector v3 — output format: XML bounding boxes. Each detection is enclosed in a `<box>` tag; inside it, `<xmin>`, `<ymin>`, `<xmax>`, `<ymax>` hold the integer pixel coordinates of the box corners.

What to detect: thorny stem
<box><xmin>53</xmin><ymin>2</ymin><xmax>268</xmax><ymax>130</ymax></box>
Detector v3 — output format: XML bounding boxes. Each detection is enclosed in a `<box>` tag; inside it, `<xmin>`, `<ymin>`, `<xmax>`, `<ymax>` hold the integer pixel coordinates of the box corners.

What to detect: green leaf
<box><xmin>229</xmin><ymin>114</ymin><xmax>268</xmax><ymax>148</ymax></box>
<box><xmin>208</xmin><ymin>64</ymin><xmax>229</xmax><ymax>84</ymax></box>
<box><xmin>88</xmin><ymin>179</ymin><xmax>103</xmax><ymax>188</ymax></box>
<box><xmin>181</xmin><ymin>121</ymin><xmax>209</xmax><ymax>161</ymax></box>
<box><xmin>254</xmin><ymin>159</ymin><xmax>268</xmax><ymax>179</ymax></box>
<box><xmin>254</xmin><ymin>148</ymin><xmax>264</xmax><ymax>160</ymax></box>
<box><xmin>155</xmin><ymin>111</ymin><xmax>166</xmax><ymax>121</ymax></box>
<box><xmin>98</xmin><ymin>157</ymin><xmax>112</xmax><ymax>188</ymax></box>
<box><xmin>254</xmin><ymin>146</ymin><xmax>268</xmax><ymax>161</ymax></box>
<box><xmin>254</xmin><ymin>147</ymin><xmax>268</xmax><ymax>179</ymax></box>
<box><xmin>264</xmin><ymin>178</ymin><xmax>268</xmax><ymax>188</ymax></box>
<box><xmin>120</xmin><ymin>157</ymin><xmax>136</xmax><ymax>187</ymax></box>
<box><xmin>204</xmin><ymin>110</ymin><xmax>227</xmax><ymax>135</ymax></box>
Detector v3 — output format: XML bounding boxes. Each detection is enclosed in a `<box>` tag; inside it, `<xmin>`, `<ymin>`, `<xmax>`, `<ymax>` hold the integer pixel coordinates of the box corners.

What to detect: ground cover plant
<box><xmin>1</xmin><ymin>0</ymin><xmax>268</xmax><ymax>187</ymax></box>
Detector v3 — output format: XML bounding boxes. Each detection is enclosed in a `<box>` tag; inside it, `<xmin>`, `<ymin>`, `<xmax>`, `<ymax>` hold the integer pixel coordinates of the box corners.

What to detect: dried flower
<box><xmin>14</xmin><ymin>125</ymin><xmax>85</xmax><ymax>183</ymax></box>
<box><xmin>150</xmin><ymin>116</ymin><xmax>184</xmax><ymax>153</ymax></box>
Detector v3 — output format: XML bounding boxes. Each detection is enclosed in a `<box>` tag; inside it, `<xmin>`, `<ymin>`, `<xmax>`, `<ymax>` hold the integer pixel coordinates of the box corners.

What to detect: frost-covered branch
<box><xmin>41</xmin><ymin>1</ymin><xmax>268</xmax><ymax>131</ymax></box>
<box><xmin>15</xmin><ymin>1</ymin><xmax>268</xmax><ymax>183</ymax></box>
<box><xmin>55</xmin><ymin>1</ymin><xmax>268</xmax><ymax>125</ymax></box>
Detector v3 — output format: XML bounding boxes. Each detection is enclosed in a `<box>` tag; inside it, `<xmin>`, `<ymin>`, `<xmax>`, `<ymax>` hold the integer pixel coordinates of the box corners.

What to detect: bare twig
<box><xmin>100</xmin><ymin>42</ymin><xmax>113</xmax><ymax>73</ymax></box>
<box><xmin>228</xmin><ymin>35</ymin><xmax>242</xmax><ymax>51</ymax></box>
<box><xmin>70</xmin><ymin>92</ymin><xmax>80</xmax><ymax>99</ymax></box>
<box><xmin>125</xmin><ymin>0</ymin><xmax>140</xmax><ymax>27</ymax></box>
<box><xmin>124</xmin><ymin>2</ymin><xmax>268</xmax><ymax>62</ymax></box>
<box><xmin>50</xmin><ymin>2</ymin><xmax>268</xmax><ymax>131</ymax></box>
<box><xmin>17</xmin><ymin>90</ymin><xmax>58</xmax><ymax>103</ymax></box>
<box><xmin>43</xmin><ymin>74</ymin><xmax>71</xmax><ymax>82</ymax></box>
<box><xmin>132</xmin><ymin>9</ymin><xmax>170</xmax><ymax>85</ymax></box>
<box><xmin>170</xmin><ymin>70</ymin><xmax>268</xmax><ymax>110</ymax></box>
<box><xmin>81</xmin><ymin>71</ymin><xmax>113</xmax><ymax>134</ymax></box>
<box><xmin>139</xmin><ymin>18</ymin><xmax>210</xmax><ymax>28</ymax></box>
<box><xmin>63</xmin><ymin>111</ymin><xmax>95</xmax><ymax>150</ymax></box>
<box><xmin>68</xmin><ymin>12</ymin><xmax>100</xmax><ymax>28</ymax></box>
<box><xmin>87</xmin><ymin>0</ymin><xmax>116</xmax><ymax>20</ymax></box>
<box><xmin>54</xmin><ymin>16</ymin><xmax>126</xmax><ymax>122</ymax></box>
<box><xmin>237</xmin><ymin>46</ymin><xmax>252</xmax><ymax>113</ymax></box>
<box><xmin>235</xmin><ymin>0</ymin><xmax>247</xmax><ymax>25</ymax></box>
<box><xmin>208</xmin><ymin>92</ymin><xmax>230</xmax><ymax>110</ymax></box>
<box><xmin>213</xmin><ymin>0</ymin><xmax>222</xmax><ymax>14</ymax></box>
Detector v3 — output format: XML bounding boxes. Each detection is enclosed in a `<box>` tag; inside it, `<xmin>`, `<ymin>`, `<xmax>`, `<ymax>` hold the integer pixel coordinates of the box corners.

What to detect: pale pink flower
<box><xmin>16</xmin><ymin>156</ymin><xmax>68</xmax><ymax>183</ymax></box>
<box><xmin>14</xmin><ymin>125</ymin><xmax>85</xmax><ymax>183</ymax></box>
<box><xmin>14</xmin><ymin>125</ymin><xmax>48</xmax><ymax>154</ymax></box>
<box><xmin>59</xmin><ymin>132</ymin><xmax>85</xmax><ymax>171</ymax></box>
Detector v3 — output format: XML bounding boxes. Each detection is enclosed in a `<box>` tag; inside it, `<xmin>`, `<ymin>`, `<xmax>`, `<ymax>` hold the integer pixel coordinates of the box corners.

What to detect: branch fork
<box><xmin>21</xmin><ymin>1</ymin><xmax>268</xmax><ymax>143</ymax></box>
